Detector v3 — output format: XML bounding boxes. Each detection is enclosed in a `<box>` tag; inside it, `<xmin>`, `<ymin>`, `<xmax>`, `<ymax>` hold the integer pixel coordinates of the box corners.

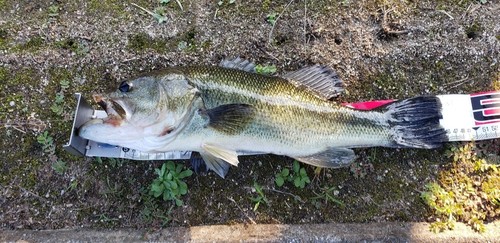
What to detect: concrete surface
<box><xmin>2</xmin><ymin>221</ymin><xmax>500</xmax><ymax>242</ymax></box>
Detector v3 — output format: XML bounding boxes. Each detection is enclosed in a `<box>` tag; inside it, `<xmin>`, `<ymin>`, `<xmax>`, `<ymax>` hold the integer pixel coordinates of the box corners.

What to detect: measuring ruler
<box><xmin>439</xmin><ymin>91</ymin><xmax>500</xmax><ymax>141</ymax></box>
<box><xmin>344</xmin><ymin>91</ymin><xmax>500</xmax><ymax>142</ymax></box>
<box><xmin>64</xmin><ymin>91</ymin><xmax>500</xmax><ymax>160</ymax></box>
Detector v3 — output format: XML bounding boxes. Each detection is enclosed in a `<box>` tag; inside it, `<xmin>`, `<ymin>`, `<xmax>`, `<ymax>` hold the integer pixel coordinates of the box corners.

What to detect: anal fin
<box><xmin>293</xmin><ymin>148</ymin><xmax>356</xmax><ymax>168</ymax></box>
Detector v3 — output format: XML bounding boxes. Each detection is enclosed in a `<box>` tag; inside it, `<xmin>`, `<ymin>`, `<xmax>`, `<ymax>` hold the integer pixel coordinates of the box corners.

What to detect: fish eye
<box><xmin>119</xmin><ymin>81</ymin><xmax>131</xmax><ymax>92</ymax></box>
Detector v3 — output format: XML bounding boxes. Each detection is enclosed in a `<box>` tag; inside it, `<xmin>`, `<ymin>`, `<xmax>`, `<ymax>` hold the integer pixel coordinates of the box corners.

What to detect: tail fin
<box><xmin>385</xmin><ymin>96</ymin><xmax>447</xmax><ymax>148</ymax></box>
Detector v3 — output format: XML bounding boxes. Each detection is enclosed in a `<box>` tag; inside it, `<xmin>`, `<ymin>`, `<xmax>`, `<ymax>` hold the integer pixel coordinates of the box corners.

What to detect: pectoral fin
<box><xmin>293</xmin><ymin>148</ymin><xmax>356</xmax><ymax>168</ymax></box>
<box><xmin>200</xmin><ymin>103</ymin><xmax>255</xmax><ymax>134</ymax></box>
<box><xmin>198</xmin><ymin>143</ymin><xmax>239</xmax><ymax>178</ymax></box>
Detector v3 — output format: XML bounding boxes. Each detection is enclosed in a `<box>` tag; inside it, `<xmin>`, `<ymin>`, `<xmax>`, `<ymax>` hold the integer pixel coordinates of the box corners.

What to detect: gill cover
<box><xmin>79</xmin><ymin>72</ymin><xmax>200</xmax><ymax>152</ymax></box>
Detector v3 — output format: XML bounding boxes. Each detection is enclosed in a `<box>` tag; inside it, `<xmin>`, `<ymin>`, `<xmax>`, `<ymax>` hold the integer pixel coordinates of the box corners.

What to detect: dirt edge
<box><xmin>2</xmin><ymin>221</ymin><xmax>500</xmax><ymax>242</ymax></box>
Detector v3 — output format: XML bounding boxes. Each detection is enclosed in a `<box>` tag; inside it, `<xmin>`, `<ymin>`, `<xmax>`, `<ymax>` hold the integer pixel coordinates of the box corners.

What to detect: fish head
<box><xmin>79</xmin><ymin>72</ymin><xmax>199</xmax><ymax>150</ymax></box>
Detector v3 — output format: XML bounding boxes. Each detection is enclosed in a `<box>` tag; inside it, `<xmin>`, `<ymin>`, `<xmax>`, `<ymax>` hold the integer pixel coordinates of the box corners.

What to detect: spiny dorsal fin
<box><xmin>200</xmin><ymin>103</ymin><xmax>255</xmax><ymax>134</ymax></box>
<box><xmin>219</xmin><ymin>57</ymin><xmax>256</xmax><ymax>73</ymax></box>
<box><xmin>293</xmin><ymin>147</ymin><xmax>356</xmax><ymax>168</ymax></box>
<box><xmin>283</xmin><ymin>65</ymin><xmax>344</xmax><ymax>100</ymax></box>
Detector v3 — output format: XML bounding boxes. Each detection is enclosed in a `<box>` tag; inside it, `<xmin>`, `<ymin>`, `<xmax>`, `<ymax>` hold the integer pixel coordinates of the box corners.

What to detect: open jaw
<box><xmin>78</xmin><ymin>94</ymin><xmax>136</xmax><ymax>145</ymax></box>
<box><xmin>93</xmin><ymin>94</ymin><xmax>128</xmax><ymax>126</ymax></box>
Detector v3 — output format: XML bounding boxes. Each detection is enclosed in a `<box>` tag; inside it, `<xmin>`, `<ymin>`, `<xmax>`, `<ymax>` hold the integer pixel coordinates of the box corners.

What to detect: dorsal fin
<box><xmin>283</xmin><ymin>65</ymin><xmax>344</xmax><ymax>100</ymax></box>
<box><xmin>219</xmin><ymin>57</ymin><xmax>256</xmax><ymax>72</ymax></box>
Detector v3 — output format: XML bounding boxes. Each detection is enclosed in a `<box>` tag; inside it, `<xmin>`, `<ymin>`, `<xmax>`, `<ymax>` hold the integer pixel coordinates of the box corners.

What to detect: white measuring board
<box><xmin>438</xmin><ymin>91</ymin><xmax>500</xmax><ymax>141</ymax></box>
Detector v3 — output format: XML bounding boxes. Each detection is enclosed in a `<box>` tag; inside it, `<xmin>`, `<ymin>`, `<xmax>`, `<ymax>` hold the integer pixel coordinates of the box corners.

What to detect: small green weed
<box><xmin>154</xmin><ymin>7</ymin><xmax>168</xmax><ymax>23</ymax></box>
<box><xmin>311</xmin><ymin>186</ymin><xmax>345</xmax><ymax>208</ymax></box>
<box><xmin>421</xmin><ymin>142</ymin><xmax>500</xmax><ymax>233</ymax></box>
<box><xmin>255</xmin><ymin>64</ymin><xmax>277</xmax><ymax>75</ymax></box>
<box><xmin>37</xmin><ymin>131</ymin><xmax>54</xmax><ymax>154</ymax></box>
<box><xmin>274</xmin><ymin>161</ymin><xmax>311</xmax><ymax>188</ymax></box>
<box><xmin>67</xmin><ymin>179</ymin><xmax>78</xmax><ymax>192</ymax></box>
<box><xmin>131</xmin><ymin>3</ymin><xmax>168</xmax><ymax>24</ymax></box>
<box><xmin>292</xmin><ymin>161</ymin><xmax>311</xmax><ymax>188</ymax></box>
<box><xmin>37</xmin><ymin>131</ymin><xmax>67</xmax><ymax>174</ymax></box>
<box><xmin>95</xmin><ymin>157</ymin><xmax>125</xmax><ymax>168</ymax></box>
<box><xmin>149</xmin><ymin>161</ymin><xmax>193</xmax><ymax>206</ymax></box>
<box><xmin>50</xmin><ymin>93</ymin><xmax>65</xmax><ymax>115</ymax></box>
<box><xmin>274</xmin><ymin>168</ymin><xmax>289</xmax><ymax>187</ymax></box>
<box><xmin>218</xmin><ymin>0</ymin><xmax>236</xmax><ymax>6</ymax></box>
<box><xmin>177</xmin><ymin>41</ymin><xmax>188</xmax><ymax>51</ymax></box>
<box><xmin>48</xmin><ymin>5</ymin><xmax>59</xmax><ymax>17</ymax></box>
<box><xmin>266</xmin><ymin>13</ymin><xmax>277</xmax><ymax>25</ymax></box>
<box><xmin>51</xmin><ymin>159</ymin><xmax>68</xmax><ymax>175</ymax></box>
<box><xmin>140</xmin><ymin>193</ymin><xmax>174</xmax><ymax>226</ymax></box>
<box><xmin>249</xmin><ymin>181</ymin><xmax>269</xmax><ymax>211</ymax></box>
<box><xmin>50</xmin><ymin>79</ymin><xmax>70</xmax><ymax>116</ymax></box>
<box><xmin>97</xmin><ymin>213</ymin><xmax>119</xmax><ymax>223</ymax></box>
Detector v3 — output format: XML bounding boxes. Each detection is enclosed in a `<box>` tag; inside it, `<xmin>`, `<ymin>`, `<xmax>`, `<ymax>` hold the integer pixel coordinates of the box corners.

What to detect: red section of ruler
<box><xmin>342</xmin><ymin>100</ymin><xmax>395</xmax><ymax>110</ymax></box>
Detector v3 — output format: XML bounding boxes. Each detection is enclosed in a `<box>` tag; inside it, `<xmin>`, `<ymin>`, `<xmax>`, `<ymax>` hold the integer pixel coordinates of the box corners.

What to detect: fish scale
<box><xmin>175</xmin><ymin>66</ymin><xmax>394</xmax><ymax>154</ymax></box>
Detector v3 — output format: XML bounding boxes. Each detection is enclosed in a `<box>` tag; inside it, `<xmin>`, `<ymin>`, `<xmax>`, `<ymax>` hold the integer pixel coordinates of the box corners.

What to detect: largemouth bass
<box><xmin>79</xmin><ymin>58</ymin><xmax>446</xmax><ymax>177</ymax></box>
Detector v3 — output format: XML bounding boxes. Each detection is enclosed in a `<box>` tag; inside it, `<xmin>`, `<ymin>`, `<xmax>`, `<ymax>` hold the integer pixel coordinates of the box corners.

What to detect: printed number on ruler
<box><xmin>470</xmin><ymin>91</ymin><xmax>500</xmax><ymax>140</ymax></box>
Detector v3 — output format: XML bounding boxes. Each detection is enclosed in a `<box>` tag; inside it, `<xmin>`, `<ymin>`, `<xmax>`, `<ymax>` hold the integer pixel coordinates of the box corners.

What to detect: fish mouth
<box><xmin>93</xmin><ymin>94</ymin><xmax>128</xmax><ymax>126</ymax></box>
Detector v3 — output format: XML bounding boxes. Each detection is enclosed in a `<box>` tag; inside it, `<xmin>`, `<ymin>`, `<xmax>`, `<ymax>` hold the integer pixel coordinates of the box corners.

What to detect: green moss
<box><xmin>421</xmin><ymin>142</ymin><xmax>500</xmax><ymax>233</ymax></box>
<box><xmin>1</xmin><ymin>68</ymin><xmax>35</xmax><ymax>89</ymax></box>
<box><xmin>12</xmin><ymin>35</ymin><xmax>45</xmax><ymax>52</ymax></box>
<box><xmin>493</xmin><ymin>73</ymin><xmax>500</xmax><ymax>91</ymax></box>
<box><xmin>55</xmin><ymin>38</ymin><xmax>78</xmax><ymax>50</ymax></box>
<box><xmin>128</xmin><ymin>32</ymin><xmax>167</xmax><ymax>52</ymax></box>
<box><xmin>261</xmin><ymin>0</ymin><xmax>271</xmax><ymax>10</ymax></box>
<box><xmin>0</xmin><ymin>135</ymin><xmax>41</xmax><ymax>188</ymax></box>
<box><xmin>55</xmin><ymin>38</ymin><xmax>89</xmax><ymax>55</ymax></box>
<box><xmin>435</xmin><ymin>0</ymin><xmax>474</xmax><ymax>10</ymax></box>
<box><xmin>0</xmin><ymin>29</ymin><xmax>7</xmax><ymax>39</ymax></box>
<box><xmin>127</xmin><ymin>30</ymin><xmax>198</xmax><ymax>53</ymax></box>
<box><xmin>0</xmin><ymin>22</ymin><xmax>18</xmax><ymax>52</ymax></box>
<box><xmin>25</xmin><ymin>36</ymin><xmax>45</xmax><ymax>50</ymax></box>
<box><xmin>88</xmin><ymin>0</ymin><xmax>122</xmax><ymax>14</ymax></box>
<box><xmin>0</xmin><ymin>66</ymin><xmax>8</xmax><ymax>81</ymax></box>
<box><xmin>200</xmin><ymin>40</ymin><xmax>212</xmax><ymax>50</ymax></box>
<box><xmin>0</xmin><ymin>68</ymin><xmax>41</xmax><ymax>120</ymax></box>
<box><xmin>177</xmin><ymin>28</ymin><xmax>199</xmax><ymax>52</ymax></box>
